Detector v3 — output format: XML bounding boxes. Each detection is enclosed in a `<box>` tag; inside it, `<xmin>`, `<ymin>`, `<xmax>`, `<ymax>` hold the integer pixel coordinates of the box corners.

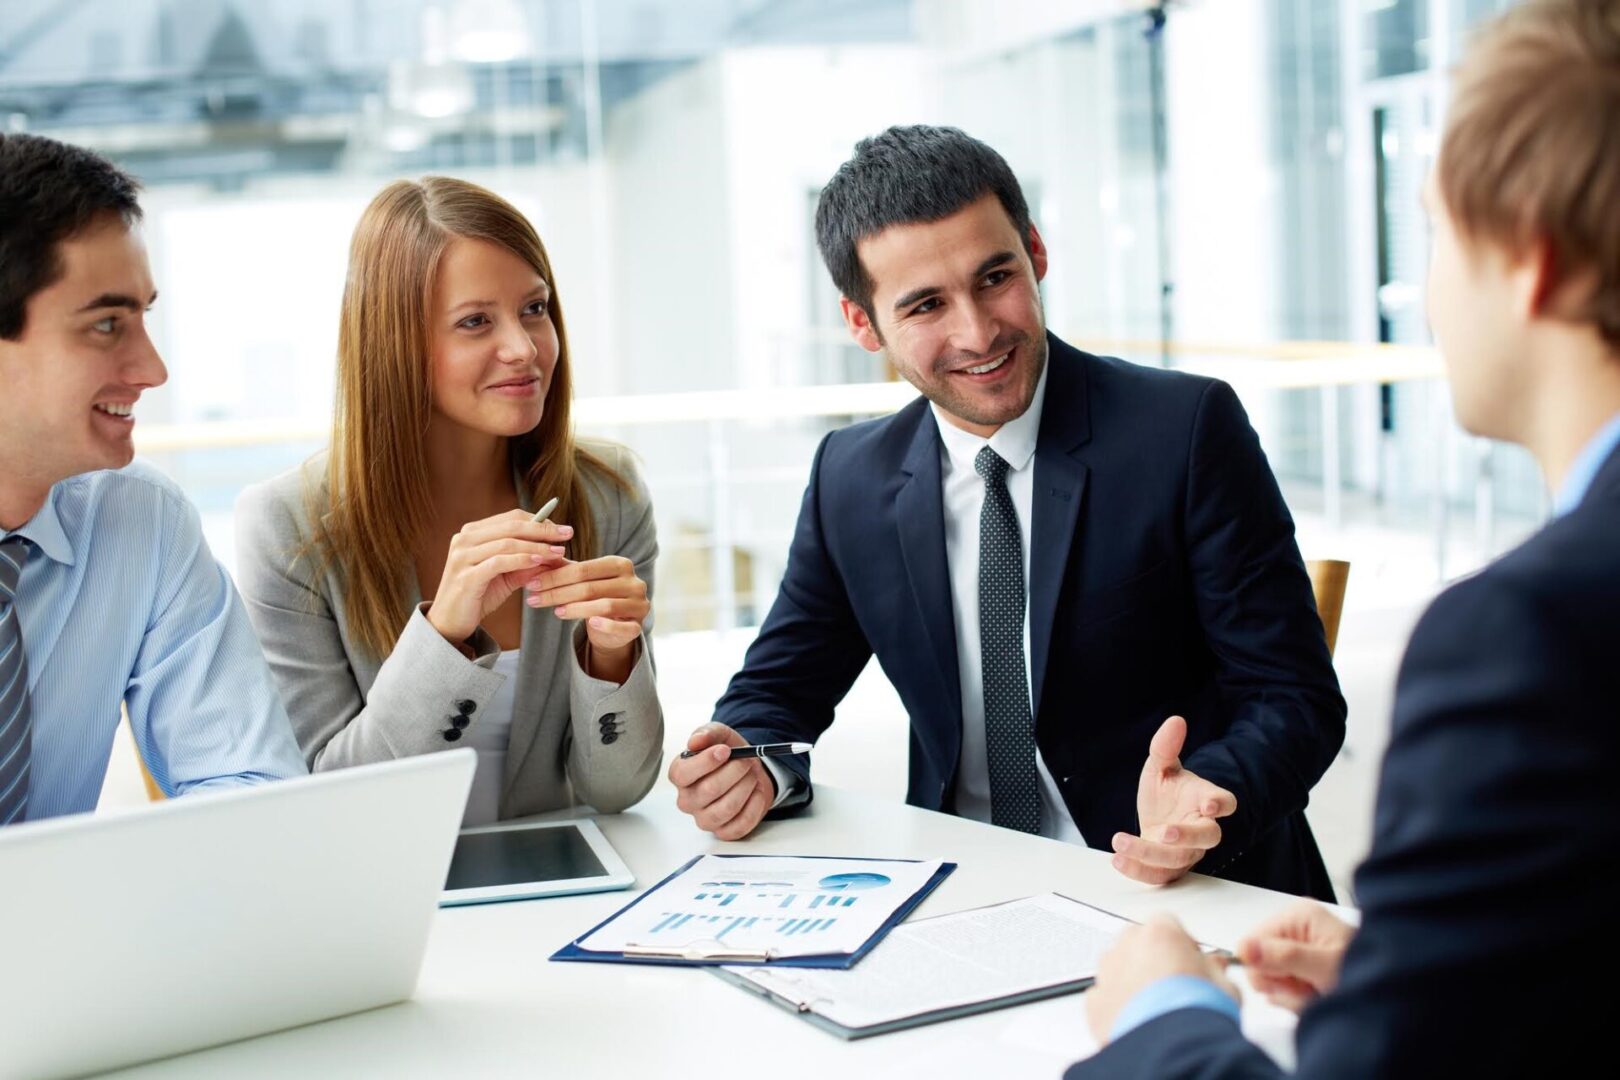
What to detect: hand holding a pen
<box><xmin>669</xmin><ymin>723</ymin><xmax>777</xmax><ymax>841</ymax></box>
<box><xmin>1085</xmin><ymin>914</ymin><xmax>1240</xmax><ymax>1046</ymax></box>
<box><xmin>424</xmin><ymin>509</ymin><xmax>572</xmax><ymax>646</ymax></box>
<box><xmin>1233</xmin><ymin>900</ymin><xmax>1354</xmax><ymax>1013</ymax></box>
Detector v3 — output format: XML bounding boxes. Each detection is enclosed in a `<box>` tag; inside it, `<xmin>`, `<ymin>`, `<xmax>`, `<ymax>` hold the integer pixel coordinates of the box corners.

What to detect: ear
<box><xmin>1515</xmin><ymin>235</ymin><xmax>1558</xmax><ymax>321</ymax></box>
<box><xmin>1027</xmin><ymin>223</ymin><xmax>1049</xmax><ymax>283</ymax></box>
<box><xmin>840</xmin><ymin>296</ymin><xmax>884</xmax><ymax>353</ymax></box>
<box><xmin>1520</xmin><ymin>234</ymin><xmax>1604</xmax><ymax>329</ymax></box>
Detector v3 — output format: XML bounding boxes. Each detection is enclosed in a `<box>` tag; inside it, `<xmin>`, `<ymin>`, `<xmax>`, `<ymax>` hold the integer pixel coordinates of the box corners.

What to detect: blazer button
<box><xmin>443</xmin><ymin>728</ymin><xmax>463</xmax><ymax>742</ymax></box>
<box><xmin>456</xmin><ymin>699</ymin><xmax>476</xmax><ymax>715</ymax></box>
<box><xmin>601</xmin><ymin>732</ymin><xmax>619</xmax><ymax>745</ymax></box>
<box><xmin>599</xmin><ymin>712</ymin><xmax>618</xmax><ymax>726</ymax></box>
<box><xmin>450</xmin><ymin>714</ymin><xmax>470</xmax><ymax>730</ymax></box>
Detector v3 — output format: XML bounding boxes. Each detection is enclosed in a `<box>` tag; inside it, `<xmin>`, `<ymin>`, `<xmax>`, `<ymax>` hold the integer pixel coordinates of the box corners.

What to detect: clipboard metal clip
<box><xmin>622</xmin><ymin>939</ymin><xmax>779</xmax><ymax>963</ymax></box>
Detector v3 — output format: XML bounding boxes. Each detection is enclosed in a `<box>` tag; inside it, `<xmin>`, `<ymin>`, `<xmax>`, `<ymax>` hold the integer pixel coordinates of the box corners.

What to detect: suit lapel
<box><xmin>895</xmin><ymin>409</ymin><xmax>964</xmax><ymax>737</ymax></box>
<box><xmin>1028</xmin><ymin>336</ymin><xmax>1093</xmax><ymax>720</ymax></box>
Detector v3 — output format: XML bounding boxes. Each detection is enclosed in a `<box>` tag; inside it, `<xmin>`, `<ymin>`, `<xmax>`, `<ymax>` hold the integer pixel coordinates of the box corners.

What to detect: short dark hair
<box><xmin>814</xmin><ymin>125</ymin><xmax>1033</xmax><ymax>321</ymax></box>
<box><xmin>0</xmin><ymin>133</ymin><xmax>143</xmax><ymax>340</ymax></box>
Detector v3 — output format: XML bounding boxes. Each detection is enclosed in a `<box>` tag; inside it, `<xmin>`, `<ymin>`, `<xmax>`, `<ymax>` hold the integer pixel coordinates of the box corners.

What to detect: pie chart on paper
<box><xmin>817</xmin><ymin>872</ymin><xmax>892</xmax><ymax>891</ymax></box>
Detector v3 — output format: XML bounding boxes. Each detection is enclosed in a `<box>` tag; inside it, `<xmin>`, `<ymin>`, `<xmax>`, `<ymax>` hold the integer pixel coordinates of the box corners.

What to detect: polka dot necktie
<box><xmin>975</xmin><ymin>447</ymin><xmax>1040</xmax><ymax>834</ymax></box>
<box><xmin>0</xmin><ymin>537</ymin><xmax>34</xmax><ymax>827</ymax></box>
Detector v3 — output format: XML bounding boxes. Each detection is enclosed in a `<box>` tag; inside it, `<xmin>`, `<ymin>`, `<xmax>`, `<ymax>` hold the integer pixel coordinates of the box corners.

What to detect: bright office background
<box><xmin>4</xmin><ymin>0</ymin><xmax>1531</xmax><ymax>897</ymax></box>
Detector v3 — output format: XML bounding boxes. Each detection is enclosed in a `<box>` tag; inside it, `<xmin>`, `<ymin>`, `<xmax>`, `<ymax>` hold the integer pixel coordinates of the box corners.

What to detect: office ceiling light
<box><xmin>411</xmin><ymin>69</ymin><xmax>475</xmax><ymax>118</ymax></box>
<box><xmin>384</xmin><ymin>122</ymin><xmax>430</xmax><ymax>152</ymax></box>
<box><xmin>388</xmin><ymin>4</ymin><xmax>481</xmax><ymax>119</ymax></box>
<box><xmin>451</xmin><ymin>0</ymin><xmax>533</xmax><ymax>63</ymax></box>
<box><xmin>388</xmin><ymin>56</ymin><xmax>475</xmax><ymax>120</ymax></box>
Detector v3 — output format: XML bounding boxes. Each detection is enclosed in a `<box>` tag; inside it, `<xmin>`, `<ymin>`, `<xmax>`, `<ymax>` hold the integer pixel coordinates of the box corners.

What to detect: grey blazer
<box><xmin>233</xmin><ymin>444</ymin><xmax>663</xmax><ymax>817</ymax></box>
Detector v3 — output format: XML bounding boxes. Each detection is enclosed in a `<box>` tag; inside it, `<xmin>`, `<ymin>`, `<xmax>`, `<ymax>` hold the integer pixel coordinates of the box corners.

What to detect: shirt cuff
<box><xmin>1108</xmin><ymin>974</ymin><xmax>1239</xmax><ymax>1043</ymax></box>
<box><xmin>761</xmin><ymin>757</ymin><xmax>802</xmax><ymax>809</ymax></box>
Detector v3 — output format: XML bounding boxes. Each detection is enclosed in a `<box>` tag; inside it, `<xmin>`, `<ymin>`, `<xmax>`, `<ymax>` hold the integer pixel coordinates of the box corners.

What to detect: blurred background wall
<box><xmin>2</xmin><ymin>0</ymin><xmax>1528</xmax><ymax>897</ymax></box>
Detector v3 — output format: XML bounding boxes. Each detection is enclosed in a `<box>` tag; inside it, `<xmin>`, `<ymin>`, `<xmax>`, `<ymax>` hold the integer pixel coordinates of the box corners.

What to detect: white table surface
<box><xmin>102</xmin><ymin>783</ymin><xmax>1309</xmax><ymax>1079</ymax></box>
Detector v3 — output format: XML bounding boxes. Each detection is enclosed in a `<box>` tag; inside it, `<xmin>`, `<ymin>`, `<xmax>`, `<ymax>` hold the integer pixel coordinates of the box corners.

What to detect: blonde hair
<box><xmin>316</xmin><ymin>176</ymin><xmax>624</xmax><ymax>656</ymax></box>
<box><xmin>1439</xmin><ymin>0</ymin><xmax>1620</xmax><ymax>348</ymax></box>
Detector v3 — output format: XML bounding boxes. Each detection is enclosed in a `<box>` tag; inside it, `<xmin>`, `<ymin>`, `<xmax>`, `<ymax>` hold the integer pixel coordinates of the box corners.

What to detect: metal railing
<box><xmin>136</xmin><ymin>339</ymin><xmax>1453</xmax><ymax>630</ymax></box>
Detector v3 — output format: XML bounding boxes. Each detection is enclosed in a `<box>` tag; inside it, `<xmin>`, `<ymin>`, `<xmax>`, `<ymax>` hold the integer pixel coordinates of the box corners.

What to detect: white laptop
<box><xmin>0</xmin><ymin>749</ymin><xmax>475</xmax><ymax>1080</ymax></box>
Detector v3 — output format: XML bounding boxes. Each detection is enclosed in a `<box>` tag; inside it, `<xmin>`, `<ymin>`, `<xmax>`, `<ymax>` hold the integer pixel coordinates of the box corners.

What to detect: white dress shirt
<box><xmin>930</xmin><ymin>364</ymin><xmax>1081</xmax><ymax>842</ymax></box>
<box><xmin>767</xmin><ymin>363</ymin><xmax>1081</xmax><ymax>843</ymax></box>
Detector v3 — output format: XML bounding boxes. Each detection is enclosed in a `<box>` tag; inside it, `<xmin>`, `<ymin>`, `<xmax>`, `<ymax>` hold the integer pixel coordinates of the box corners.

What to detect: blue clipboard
<box><xmin>550</xmin><ymin>854</ymin><xmax>956</xmax><ymax>970</ymax></box>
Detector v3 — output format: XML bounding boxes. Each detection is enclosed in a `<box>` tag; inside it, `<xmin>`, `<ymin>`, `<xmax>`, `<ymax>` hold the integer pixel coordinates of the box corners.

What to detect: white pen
<box><xmin>531</xmin><ymin>496</ymin><xmax>560</xmax><ymax>523</ymax></box>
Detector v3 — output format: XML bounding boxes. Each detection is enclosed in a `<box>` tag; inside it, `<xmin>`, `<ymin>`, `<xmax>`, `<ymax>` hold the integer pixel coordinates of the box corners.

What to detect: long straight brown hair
<box><xmin>314</xmin><ymin>176</ymin><xmax>624</xmax><ymax>657</ymax></box>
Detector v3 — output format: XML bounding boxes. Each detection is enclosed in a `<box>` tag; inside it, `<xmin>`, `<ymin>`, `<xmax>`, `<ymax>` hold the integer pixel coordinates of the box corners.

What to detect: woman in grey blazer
<box><xmin>235</xmin><ymin>177</ymin><xmax>662</xmax><ymax>822</ymax></box>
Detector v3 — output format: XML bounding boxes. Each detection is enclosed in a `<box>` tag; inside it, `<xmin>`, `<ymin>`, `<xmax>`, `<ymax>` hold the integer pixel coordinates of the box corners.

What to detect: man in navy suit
<box><xmin>668</xmin><ymin>125</ymin><xmax>1344</xmax><ymax>900</ymax></box>
<box><xmin>1074</xmin><ymin>1</ymin><xmax>1620</xmax><ymax>1074</ymax></box>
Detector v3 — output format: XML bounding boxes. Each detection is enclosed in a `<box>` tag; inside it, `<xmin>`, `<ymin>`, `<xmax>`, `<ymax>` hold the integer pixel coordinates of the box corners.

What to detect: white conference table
<box><xmin>104</xmin><ymin>784</ymin><xmax>1309</xmax><ymax>1079</ymax></box>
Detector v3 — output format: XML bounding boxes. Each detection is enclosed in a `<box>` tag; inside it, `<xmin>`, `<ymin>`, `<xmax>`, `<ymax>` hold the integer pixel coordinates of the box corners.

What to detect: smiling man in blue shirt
<box><xmin>0</xmin><ymin>133</ymin><xmax>305</xmax><ymax>826</ymax></box>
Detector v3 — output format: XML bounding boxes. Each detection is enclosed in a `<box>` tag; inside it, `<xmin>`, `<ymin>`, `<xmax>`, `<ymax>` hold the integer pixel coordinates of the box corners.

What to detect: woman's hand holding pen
<box><xmin>425</xmin><ymin>510</ymin><xmax>572</xmax><ymax>645</ymax></box>
<box><xmin>525</xmin><ymin>552</ymin><xmax>650</xmax><ymax>683</ymax></box>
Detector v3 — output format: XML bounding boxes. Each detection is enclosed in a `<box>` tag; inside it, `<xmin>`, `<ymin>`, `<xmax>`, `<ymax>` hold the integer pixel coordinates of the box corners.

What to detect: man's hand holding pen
<box><xmin>670</xmin><ymin>724</ymin><xmax>810</xmax><ymax>841</ymax></box>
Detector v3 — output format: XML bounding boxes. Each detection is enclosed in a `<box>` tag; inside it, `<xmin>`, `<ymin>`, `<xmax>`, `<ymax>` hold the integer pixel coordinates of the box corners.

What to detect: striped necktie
<box><xmin>0</xmin><ymin>536</ymin><xmax>34</xmax><ymax>826</ymax></box>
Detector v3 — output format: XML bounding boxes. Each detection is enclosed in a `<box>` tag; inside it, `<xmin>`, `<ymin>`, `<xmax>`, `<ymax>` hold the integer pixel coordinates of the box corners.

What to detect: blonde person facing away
<box><xmin>235</xmin><ymin>178</ymin><xmax>662</xmax><ymax>823</ymax></box>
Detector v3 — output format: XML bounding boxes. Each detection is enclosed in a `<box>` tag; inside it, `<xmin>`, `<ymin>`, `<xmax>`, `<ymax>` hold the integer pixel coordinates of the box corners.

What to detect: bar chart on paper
<box><xmin>691</xmin><ymin>890</ymin><xmax>864</xmax><ymax>910</ymax></box>
<box><xmin>576</xmin><ymin>855</ymin><xmax>946</xmax><ymax>959</ymax></box>
<box><xmin>645</xmin><ymin>912</ymin><xmax>843</xmax><ymax>939</ymax></box>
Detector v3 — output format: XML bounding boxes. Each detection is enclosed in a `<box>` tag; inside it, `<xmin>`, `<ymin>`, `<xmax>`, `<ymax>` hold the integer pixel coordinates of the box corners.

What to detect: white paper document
<box><xmin>723</xmin><ymin>893</ymin><xmax>1130</xmax><ymax>1031</ymax></box>
<box><xmin>577</xmin><ymin>855</ymin><xmax>945</xmax><ymax>959</ymax></box>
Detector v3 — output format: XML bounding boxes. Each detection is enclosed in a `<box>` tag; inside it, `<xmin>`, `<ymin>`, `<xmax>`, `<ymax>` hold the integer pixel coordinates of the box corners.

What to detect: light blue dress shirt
<box><xmin>1553</xmin><ymin>411</ymin><xmax>1620</xmax><ymax>517</ymax></box>
<box><xmin>2</xmin><ymin>460</ymin><xmax>306</xmax><ymax>821</ymax></box>
<box><xmin>1106</xmin><ymin>972</ymin><xmax>1241</xmax><ymax>1042</ymax></box>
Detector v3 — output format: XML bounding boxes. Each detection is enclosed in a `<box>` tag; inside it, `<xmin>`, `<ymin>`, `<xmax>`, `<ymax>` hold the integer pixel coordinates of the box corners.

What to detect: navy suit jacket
<box><xmin>1069</xmin><ymin>443</ymin><xmax>1620</xmax><ymax>1079</ymax></box>
<box><xmin>716</xmin><ymin>334</ymin><xmax>1345</xmax><ymax>899</ymax></box>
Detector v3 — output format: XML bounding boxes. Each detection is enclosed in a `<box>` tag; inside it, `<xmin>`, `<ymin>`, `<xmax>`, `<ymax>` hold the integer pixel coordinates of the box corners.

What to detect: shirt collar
<box><xmin>1554</xmin><ymin>410</ymin><xmax>1620</xmax><ymax>516</ymax></box>
<box><xmin>2</xmin><ymin>483</ymin><xmax>76</xmax><ymax>567</ymax></box>
<box><xmin>931</xmin><ymin>359</ymin><xmax>1049</xmax><ymax>475</ymax></box>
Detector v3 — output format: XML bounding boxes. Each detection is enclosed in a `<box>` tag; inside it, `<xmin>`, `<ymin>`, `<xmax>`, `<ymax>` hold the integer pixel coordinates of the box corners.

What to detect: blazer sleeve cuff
<box><xmin>567</xmin><ymin>623</ymin><xmax>653</xmax><ymax>718</ymax></box>
<box><xmin>567</xmin><ymin>623</ymin><xmax>663</xmax><ymax>813</ymax></box>
<box><xmin>407</xmin><ymin>602</ymin><xmax>501</xmax><ymax>666</ymax></box>
<box><xmin>730</xmin><ymin>721</ymin><xmax>813</xmax><ymax>815</ymax></box>
<box><xmin>365</xmin><ymin>605</ymin><xmax>510</xmax><ymax>754</ymax></box>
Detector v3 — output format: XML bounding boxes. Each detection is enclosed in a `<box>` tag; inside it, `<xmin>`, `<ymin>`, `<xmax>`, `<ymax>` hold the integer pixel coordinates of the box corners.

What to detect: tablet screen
<box><xmin>445</xmin><ymin>824</ymin><xmax>608</xmax><ymax>890</ymax></box>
